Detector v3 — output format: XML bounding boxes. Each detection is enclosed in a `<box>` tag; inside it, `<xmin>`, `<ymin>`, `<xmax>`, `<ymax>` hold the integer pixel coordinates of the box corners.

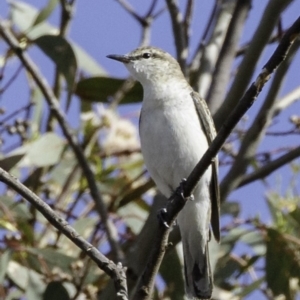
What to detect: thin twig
<box><xmin>214</xmin><ymin>0</ymin><xmax>294</xmax><ymax>130</ymax></box>
<box><xmin>237</xmin><ymin>146</ymin><xmax>300</xmax><ymax>188</ymax></box>
<box><xmin>183</xmin><ymin>0</ymin><xmax>194</xmax><ymax>47</ymax></box>
<box><xmin>220</xmin><ymin>38</ymin><xmax>300</xmax><ymax>200</ymax></box>
<box><xmin>165</xmin><ymin>0</ymin><xmax>187</xmax><ymax>74</ymax></box>
<box><xmin>206</xmin><ymin>0</ymin><xmax>251</xmax><ymax>114</ymax></box>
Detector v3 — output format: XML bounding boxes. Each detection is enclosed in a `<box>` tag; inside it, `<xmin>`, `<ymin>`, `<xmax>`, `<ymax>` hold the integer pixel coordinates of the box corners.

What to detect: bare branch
<box><xmin>273</xmin><ymin>86</ymin><xmax>300</xmax><ymax>115</ymax></box>
<box><xmin>214</xmin><ymin>0</ymin><xmax>294</xmax><ymax>130</ymax></box>
<box><xmin>220</xmin><ymin>38</ymin><xmax>300</xmax><ymax>199</ymax></box>
<box><xmin>0</xmin><ymin>21</ymin><xmax>124</xmax><ymax>262</ymax></box>
<box><xmin>192</xmin><ymin>0</ymin><xmax>236</xmax><ymax>97</ymax></box>
<box><xmin>116</xmin><ymin>0</ymin><xmax>145</xmax><ymax>24</ymax></box>
<box><xmin>189</xmin><ymin>0</ymin><xmax>220</xmax><ymax>73</ymax></box>
<box><xmin>206</xmin><ymin>0</ymin><xmax>251</xmax><ymax>114</ymax></box>
<box><xmin>237</xmin><ymin>146</ymin><xmax>300</xmax><ymax>188</ymax></box>
<box><xmin>183</xmin><ymin>0</ymin><xmax>194</xmax><ymax>47</ymax></box>
<box><xmin>165</xmin><ymin>0</ymin><xmax>188</xmax><ymax>74</ymax></box>
<box><xmin>0</xmin><ymin>167</ymin><xmax>128</xmax><ymax>300</ymax></box>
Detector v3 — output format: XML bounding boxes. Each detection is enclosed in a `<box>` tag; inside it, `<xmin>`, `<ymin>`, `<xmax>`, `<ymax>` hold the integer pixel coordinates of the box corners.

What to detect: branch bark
<box><xmin>165</xmin><ymin>0</ymin><xmax>188</xmax><ymax>74</ymax></box>
<box><xmin>237</xmin><ymin>145</ymin><xmax>300</xmax><ymax>188</ymax></box>
<box><xmin>220</xmin><ymin>38</ymin><xmax>300</xmax><ymax>200</ymax></box>
<box><xmin>206</xmin><ymin>0</ymin><xmax>251</xmax><ymax>114</ymax></box>
<box><xmin>214</xmin><ymin>0</ymin><xmax>294</xmax><ymax>130</ymax></box>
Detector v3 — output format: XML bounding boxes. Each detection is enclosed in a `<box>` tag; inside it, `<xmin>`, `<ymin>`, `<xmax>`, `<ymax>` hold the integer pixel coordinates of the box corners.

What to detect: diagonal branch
<box><xmin>220</xmin><ymin>37</ymin><xmax>300</xmax><ymax>200</ymax></box>
<box><xmin>206</xmin><ymin>0</ymin><xmax>251</xmax><ymax>114</ymax></box>
<box><xmin>0</xmin><ymin>167</ymin><xmax>128</xmax><ymax>300</ymax></box>
<box><xmin>0</xmin><ymin>21</ymin><xmax>124</xmax><ymax>263</ymax></box>
<box><xmin>214</xmin><ymin>0</ymin><xmax>294</xmax><ymax>130</ymax></box>
<box><xmin>237</xmin><ymin>145</ymin><xmax>300</xmax><ymax>188</ymax></box>
<box><xmin>165</xmin><ymin>0</ymin><xmax>188</xmax><ymax>74</ymax></box>
<box><xmin>132</xmin><ymin>15</ymin><xmax>300</xmax><ymax>300</ymax></box>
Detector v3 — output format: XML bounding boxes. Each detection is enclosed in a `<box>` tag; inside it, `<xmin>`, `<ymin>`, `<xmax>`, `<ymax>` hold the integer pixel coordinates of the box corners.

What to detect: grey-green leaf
<box><xmin>31</xmin><ymin>0</ymin><xmax>59</xmax><ymax>27</ymax></box>
<box><xmin>11</xmin><ymin>133</ymin><xmax>65</xmax><ymax>167</ymax></box>
<box><xmin>34</xmin><ymin>34</ymin><xmax>77</xmax><ymax>92</ymax></box>
<box><xmin>10</xmin><ymin>1</ymin><xmax>106</xmax><ymax>75</ymax></box>
<box><xmin>43</xmin><ymin>281</ymin><xmax>70</xmax><ymax>300</ymax></box>
<box><xmin>75</xmin><ymin>77</ymin><xmax>143</xmax><ymax>104</ymax></box>
<box><xmin>0</xmin><ymin>251</ymin><xmax>11</xmax><ymax>283</ymax></box>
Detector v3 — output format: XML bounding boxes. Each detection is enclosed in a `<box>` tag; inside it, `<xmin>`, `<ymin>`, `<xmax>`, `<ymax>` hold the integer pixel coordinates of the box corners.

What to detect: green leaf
<box><xmin>43</xmin><ymin>281</ymin><xmax>70</xmax><ymax>300</ymax></box>
<box><xmin>237</xmin><ymin>277</ymin><xmax>265</xmax><ymax>298</ymax></box>
<box><xmin>26</xmin><ymin>272</ymin><xmax>45</xmax><ymax>300</ymax></box>
<box><xmin>75</xmin><ymin>77</ymin><xmax>143</xmax><ymax>104</ymax></box>
<box><xmin>0</xmin><ymin>196</ymin><xmax>32</xmax><ymax>222</ymax></box>
<box><xmin>160</xmin><ymin>247</ymin><xmax>185</xmax><ymax>299</ymax></box>
<box><xmin>10</xmin><ymin>1</ymin><xmax>106</xmax><ymax>75</ymax></box>
<box><xmin>27</xmin><ymin>248</ymin><xmax>76</xmax><ymax>273</ymax></box>
<box><xmin>0</xmin><ymin>154</ymin><xmax>25</xmax><ymax>171</ymax></box>
<box><xmin>31</xmin><ymin>0</ymin><xmax>59</xmax><ymax>27</ymax></box>
<box><xmin>221</xmin><ymin>201</ymin><xmax>240</xmax><ymax>217</ymax></box>
<box><xmin>266</xmin><ymin>228</ymin><xmax>300</xmax><ymax>299</ymax></box>
<box><xmin>7</xmin><ymin>261</ymin><xmax>45</xmax><ymax>292</ymax></box>
<box><xmin>11</xmin><ymin>132</ymin><xmax>65</xmax><ymax>167</ymax></box>
<box><xmin>34</xmin><ymin>35</ymin><xmax>77</xmax><ymax>92</ymax></box>
<box><xmin>0</xmin><ymin>251</ymin><xmax>11</xmax><ymax>283</ymax></box>
<box><xmin>240</xmin><ymin>231</ymin><xmax>266</xmax><ymax>255</ymax></box>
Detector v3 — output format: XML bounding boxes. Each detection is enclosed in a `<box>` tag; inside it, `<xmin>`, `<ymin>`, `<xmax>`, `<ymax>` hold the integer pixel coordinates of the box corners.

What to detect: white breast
<box><xmin>139</xmin><ymin>88</ymin><xmax>210</xmax><ymax>198</ymax></box>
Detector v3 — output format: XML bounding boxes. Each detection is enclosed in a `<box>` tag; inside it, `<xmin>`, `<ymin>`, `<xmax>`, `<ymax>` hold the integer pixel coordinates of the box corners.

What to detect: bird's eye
<box><xmin>142</xmin><ymin>52</ymin><xmax>151</xmax><ymax>59</ymax></box>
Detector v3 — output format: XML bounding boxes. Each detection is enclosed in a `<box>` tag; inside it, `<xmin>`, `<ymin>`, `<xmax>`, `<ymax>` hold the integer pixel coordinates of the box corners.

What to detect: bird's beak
<box><xmin>106</xmin><ymin>54</ymin><xmax>131</xmax><ymax>63</ymax></box>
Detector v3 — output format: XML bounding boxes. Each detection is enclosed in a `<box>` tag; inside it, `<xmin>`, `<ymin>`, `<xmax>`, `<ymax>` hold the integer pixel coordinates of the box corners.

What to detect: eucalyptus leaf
<box><xmin>10</xmin><ymin>133</ymin><xmax>65</xmax><ymax>167</ymax></box>
<box><xmin>10</xmin><ymin>1</ymin><xmax>106</xmax><ymax>75</ymax></box>
<box><xmin>160</xmin><ymin>247</ymin><xmax>185</xmax><ymax>299</ymax></box>
<box><xmin>221</xmin><ymin>201</ymin><xmax>240</xmax><ymax>217</ymax></box>
<box><xmin>7</xmin><ymin>261</ymin><xmax>45</xmax><ymax>291</ymax></box>
<box><xmin>237</xmin><ymin>277</ymin><xmax>265</xmax><ymax>298</ymax></box>
<box><xmin>31</xmin><ymin>0</ymin><xmax>59</xmax><ymax>27</ymax></box>
<box><xmin>266</xmin><ymin>228</ymin><xmax>300</xmax><ymax>299</ymax></box>
<box><xmin>34</xmin><ymin>34</ymin><xmax>77</xmax><ymax>92</ymax></box>
<box><xmin>75</xmin><ymin>77</ymin><xmax>143</xmax><ymax>104</ymax></box>
<box><xmin>0</xmin><ymin>251</ymin><xmax>11</xmax><ymax>283</ymax></box>
<box><xmin>0</xmin><ymin>154</ymin><xmax>25</xmax><ymax>171</ymax></box>
<box><xmin>43</xmin><ymin>281</ymin><xmax>70</xmax><ymax>300</ymax></box>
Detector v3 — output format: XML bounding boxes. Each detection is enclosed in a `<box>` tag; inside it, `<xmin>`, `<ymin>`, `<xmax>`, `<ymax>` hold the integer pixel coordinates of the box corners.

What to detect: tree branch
<box><xmin>165</xmin><ymin>0</ymin><xmax>188</xmax><ymax>74</ymax></box>
<box><xmin>214</xmin><ymin>0</ymin><xmax>294</xmax><ymax>130</ymax></box>
<box><xmin>192</xmin><ymin>0</ymin><xmax>236</xmax><ymax>97</ymax></box>
<box><xmin>237</xmin><ymin>145</ymin><xmax>300</xmax><ymax>188</ymax></box>
<box><xmin>0</xmin><ymin>21</ymin><xmax>124</xmax><ymax>262</ymax></box>
<box><xmin>206</xmin><ymin>0</ymin><xmax>251</xmax><ymax>114</ymax></box>
<box><xmin>220</xmin><ymin>37</ymin><xmax>300</xmax><ymax>200</ymax></box>
<box><xmin>132</xmin><ymin>15</ymin><xmax>300</xmax><ymax>300</ymax></box>
<box><xmin>0</xmin><ymin>167</ymin><xmax>128</xmax><ymax>300</ymax></box>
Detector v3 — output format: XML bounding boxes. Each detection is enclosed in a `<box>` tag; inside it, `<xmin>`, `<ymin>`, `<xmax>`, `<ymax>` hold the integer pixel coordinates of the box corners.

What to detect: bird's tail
<box><xmin>183</xmin><ymin>241</ymin><xmax>212</xmax><ymax>300</ymax></box>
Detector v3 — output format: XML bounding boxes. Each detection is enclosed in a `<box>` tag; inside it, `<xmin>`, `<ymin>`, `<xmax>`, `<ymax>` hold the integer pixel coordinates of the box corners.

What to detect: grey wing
<box><xmin>191</xmin><ymin>91</ymin><xmax>220</xmax><ymax>242</ymax></box>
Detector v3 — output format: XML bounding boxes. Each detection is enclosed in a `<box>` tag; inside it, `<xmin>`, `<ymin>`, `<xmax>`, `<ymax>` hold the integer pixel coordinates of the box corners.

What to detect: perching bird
<box><xmin>107</xmin><ymin>46</ymin><xmax>220</xmax><ymax>300</ymax></box>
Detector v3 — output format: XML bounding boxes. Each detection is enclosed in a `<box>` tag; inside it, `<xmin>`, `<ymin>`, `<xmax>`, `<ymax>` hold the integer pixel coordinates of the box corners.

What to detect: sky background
<box><xmin>0</xmin><ymin>1</ymin><xmax>300</xmax><ymax>299</ymax></box>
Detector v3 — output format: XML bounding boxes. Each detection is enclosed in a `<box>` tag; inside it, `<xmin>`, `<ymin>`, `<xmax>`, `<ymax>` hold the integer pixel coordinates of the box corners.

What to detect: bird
<box><xmin>107</xmin><ymin>46</ymin><xmax>220</xmax><ymax>300</ymax></box>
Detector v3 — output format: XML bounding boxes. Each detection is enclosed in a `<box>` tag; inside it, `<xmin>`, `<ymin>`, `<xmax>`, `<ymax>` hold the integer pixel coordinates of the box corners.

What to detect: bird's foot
<box><xmin>157</xmin><ymin>208</ymin><xmax>170</xmax><ymax>228</ymax></box>
<box><xmin>177</xmin><ymin>178</ymin><xmax>194</xmax><ymax>201</ymax></box>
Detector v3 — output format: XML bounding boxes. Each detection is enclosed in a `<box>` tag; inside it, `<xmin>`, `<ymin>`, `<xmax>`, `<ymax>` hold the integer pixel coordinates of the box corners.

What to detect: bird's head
<box><xmin>107</xmin><ymin>47</ymin><xmax>185</xmax><ymax>86</ymax></box>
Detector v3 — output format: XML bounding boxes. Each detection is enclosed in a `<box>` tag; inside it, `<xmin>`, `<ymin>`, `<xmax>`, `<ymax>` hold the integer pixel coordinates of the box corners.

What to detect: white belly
<box><xmin>139</xmin><ymin>98</ymin><xmax>211</xmax><ymax>199</ymax></box>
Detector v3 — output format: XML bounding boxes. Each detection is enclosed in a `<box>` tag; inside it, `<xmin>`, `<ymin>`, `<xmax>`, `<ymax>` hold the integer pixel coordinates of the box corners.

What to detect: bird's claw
<box><xmin>157</xmin><ymin>208</ymin><xmax>170</xmax><ymax>228</ymax></box>
<box><xmin>177</xmin><ymin>178</ymin><xmax>194</xmax><ymax>201</ymax></box>
<box><xmin>157</xmin><ymin>208</ymin><xmax>177</xmax><ymax>228</ymax></box>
